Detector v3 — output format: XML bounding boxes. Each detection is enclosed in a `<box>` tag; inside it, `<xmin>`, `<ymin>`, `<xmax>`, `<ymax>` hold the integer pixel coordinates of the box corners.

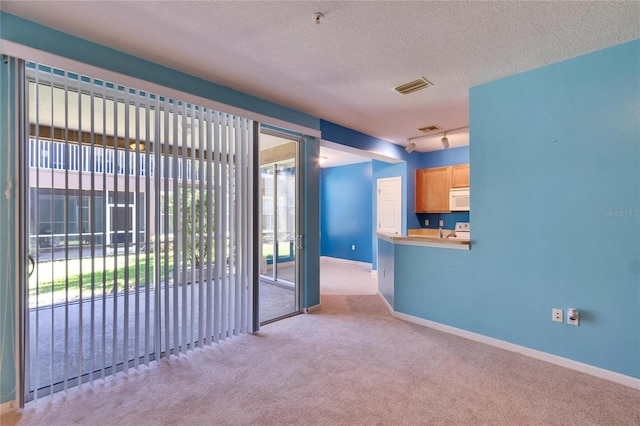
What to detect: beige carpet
<box><xmin>3</xmin><ymin>292</ymin><xmax>639</xmax><ymax>425</ymax></box>
<box><xmin>320</xmin><ymin>256</ymin><xmax>377</xmax><ymax>296</ymax></box>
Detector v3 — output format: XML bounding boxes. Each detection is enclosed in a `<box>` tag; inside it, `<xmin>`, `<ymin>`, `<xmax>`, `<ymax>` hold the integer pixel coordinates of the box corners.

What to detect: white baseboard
<box><xmin>0</xmin><ymin>400</ymin><xmax>17</xmax><ymax>415</ymax></box>
<box><xmin>377</xmin><ymin>292</ymin><xmax>393</xmax><ymax>314</ymax></box>
<box><xmin>392</xmin><ymin>310</ymin><xmax>640</xmax><ymax>390</ymax></box>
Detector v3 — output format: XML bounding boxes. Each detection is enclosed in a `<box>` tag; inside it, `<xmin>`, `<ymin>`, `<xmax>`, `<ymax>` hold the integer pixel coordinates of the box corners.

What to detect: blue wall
<box><xmin>321</xmin><ymin>162</ymin><xmax>373</xmax><ymax>263</ymax></box>
<box><xmin>394</xmin><ymin>40</ymin><xmax>640</xmax><ymax>379</ymax></box>
<box><xmin>420</xmin><ymin>145</ymin><xmax>469</xmax><ymax>168</ymax></box>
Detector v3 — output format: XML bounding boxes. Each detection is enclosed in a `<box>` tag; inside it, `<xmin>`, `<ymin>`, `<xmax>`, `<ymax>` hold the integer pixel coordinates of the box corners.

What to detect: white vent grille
<box><xmin>394</xmin><ymin>77</ymin><xmax>432</xmax><ymax>95</ymax></box>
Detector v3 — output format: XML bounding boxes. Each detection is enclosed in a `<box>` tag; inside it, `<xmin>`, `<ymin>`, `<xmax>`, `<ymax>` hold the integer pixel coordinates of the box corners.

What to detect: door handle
<box><xmin>28</xmin><ymin>254</ymin><xmax>35</xmax><ymax>278</ymax></box>
<box><xmin>296</xmin><ymin>235</ymin><xmax>303</xmax><ymax>250</ymax></box>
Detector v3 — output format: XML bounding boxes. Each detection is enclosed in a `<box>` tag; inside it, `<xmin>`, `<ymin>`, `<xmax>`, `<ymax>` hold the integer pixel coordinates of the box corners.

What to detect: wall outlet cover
<box><xmin>567</xmin><ymin>308</ymin><xmax>579</xmax><ymax>326</ymax></box>
<box><xmin>552</xmin><ymin>308</ymin><xmax>563</xmax><ymax>323</ymax></box>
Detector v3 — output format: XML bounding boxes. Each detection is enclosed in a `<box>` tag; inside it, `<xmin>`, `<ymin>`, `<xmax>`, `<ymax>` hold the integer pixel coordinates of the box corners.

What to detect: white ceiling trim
<box><xmin>1</xmin><ymin>39</ymin><xmax>321</xmax><ymax>139</ymax></box>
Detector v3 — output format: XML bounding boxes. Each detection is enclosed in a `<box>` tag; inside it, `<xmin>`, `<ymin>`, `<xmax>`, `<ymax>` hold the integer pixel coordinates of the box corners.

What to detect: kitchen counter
<box><xmin>376</xmin><ymin>230</ymin><xmax>470</xmax><ymax>250</ymax></box>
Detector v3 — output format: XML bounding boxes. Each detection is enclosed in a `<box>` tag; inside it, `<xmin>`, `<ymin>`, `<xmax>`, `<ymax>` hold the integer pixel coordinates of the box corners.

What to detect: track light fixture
<box><xmin>405</xmin><ymin>139</ymin><xmax>416</xmax><ymax>153</ymax></box>
<box><xmin>441</xmin><ymin>133</ymin><xmax>449</xmax><ymax>149</ymax></box>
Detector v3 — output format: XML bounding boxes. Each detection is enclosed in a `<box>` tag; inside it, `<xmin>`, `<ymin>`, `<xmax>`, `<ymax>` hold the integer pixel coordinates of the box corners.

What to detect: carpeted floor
<box><xmin>3</xmin><ymin>292</ymin><xmax>639</xmax><ymax>425</ymax></box>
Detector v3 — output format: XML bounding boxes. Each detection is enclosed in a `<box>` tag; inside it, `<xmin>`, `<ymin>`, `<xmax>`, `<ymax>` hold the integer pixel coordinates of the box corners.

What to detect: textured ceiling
<box><xmin>2</xmin><ymin>1</ymin><xmax>640</xmax><ymax>153</ymax></box>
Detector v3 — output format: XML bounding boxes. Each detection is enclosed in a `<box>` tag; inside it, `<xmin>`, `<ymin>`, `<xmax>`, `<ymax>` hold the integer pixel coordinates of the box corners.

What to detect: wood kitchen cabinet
<box><xmin>415</xmin><ymin>163</ymin><xmax>470</xmax><ymax>213</ymax></box>
<box><xmin>415</xmin><ymin>169</ymin><xmax>428</xmax><ymax>213</ymax></box>
<box><xmin>415</xmin><ymin>166</ymin><xmax>451</xmax><ymax>213</ymax></box>
<box><xmin>451</xmin><ymin>164</ymin><xmax>470</xmax><ymax>188</ymax></box>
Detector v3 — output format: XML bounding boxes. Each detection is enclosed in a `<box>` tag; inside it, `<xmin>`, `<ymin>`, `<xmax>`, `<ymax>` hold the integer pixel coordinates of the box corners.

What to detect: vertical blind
<box><xmin>24</xmin><ymin>61</ymin><xmax>255</xmax><ymax>400</ymax></box>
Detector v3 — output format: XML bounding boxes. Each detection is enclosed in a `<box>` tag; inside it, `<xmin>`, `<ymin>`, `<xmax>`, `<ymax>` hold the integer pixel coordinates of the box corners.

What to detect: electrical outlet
<box><xmin>567</xmin><ymin>308</ymin><xmax>579</xmax><ymax>326</ymax></box>
<box><xmin>425</xmin><ymin>219</ymin><xmax>429</xmax><ymax>226</ymax></box>
<box><xmin>439</xmin><ymin>220</ymin><xmax>444</xmax><ymax>227</ymax></box>
<box><xmin>552</xmin><ymin>308</ymin><xmax>563</xmax><ymax>323</ymax></box>
<box><xmin>351</xmin><ymin>244</ymin><xmax>356</xmax><ymax>251</ymax></box>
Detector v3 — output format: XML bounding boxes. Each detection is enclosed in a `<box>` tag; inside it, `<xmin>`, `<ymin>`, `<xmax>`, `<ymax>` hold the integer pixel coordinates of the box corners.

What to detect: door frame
<box><xmin>258</xmin><ymin>128</ymin><xmax>303</xmax><ymax>324</ymax></box>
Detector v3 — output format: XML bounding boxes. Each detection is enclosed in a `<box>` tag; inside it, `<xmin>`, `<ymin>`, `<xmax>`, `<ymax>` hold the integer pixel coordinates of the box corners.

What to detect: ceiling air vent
<box><xmin>418</xmin><ymin>125</ymin><xmax>442</xmax><ymax>133</ymax></box>
<box><xmin>394</xmin><ymin>77</ymin><xmax>432</xmax><ymax>95</ymax></box>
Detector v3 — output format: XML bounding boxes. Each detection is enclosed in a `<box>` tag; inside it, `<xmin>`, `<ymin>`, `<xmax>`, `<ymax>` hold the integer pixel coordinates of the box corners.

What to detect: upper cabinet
<box><xmin>415</xmin><ymin>164</ymin><xmax>469</xmax><ymax>213</ymax></box>
<box><xmin>450</xmin><ymin>164</ymin><xmax>470</xmax><ymax>188</ymax></box>
<box><xmin>415</xmin><ymin>166</ymin><xmax>451</xmax><ymax>213</ymax></box>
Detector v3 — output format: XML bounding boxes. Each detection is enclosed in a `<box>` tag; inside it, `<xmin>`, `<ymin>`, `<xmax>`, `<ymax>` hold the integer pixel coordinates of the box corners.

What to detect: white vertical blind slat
<box><xmin>133</xmin><ymin>90</ymin><xmax>142</xmax><ymax>370</ymax></box>
<box><xmin>122</xmin><ymin>86</ymin><xmax>130</xmax><ymax>375</ymax></box>
<box><xmin>62</xmin><ymin>72</ymin><xmax>71</xmax><ymax>392</ymax></box>
<box><xmin>76</xmin><ymin>78</ymin><xmax>84</xmax><ymax>389</ymax></box>
<box><xmin>205</xmin><ymin>109</ymin><xmax>213</xmax><ymax>345</ymax></box>
<box><xmin>197</xmin><ymin>107</ymin><xmax>205</xmax><ymax>348</ymax></box>
<box><xmin>180</xmin><ymin>103</ymin><xmax>188</xmax><ymax>354</ymax></box>
<box><xmin>213</xmin><ymin>111</ymin><xmax>222</xmax><ymax>344</ymax></box>
<box><xmin>100</xmin><ymin>81</ymin><xmax>108</xmax><ymax>381</ymax></box>
<box><xmin>88</xmin><ymin>76</ymin><xmax>97</xmax><ymax>384</ymax></box>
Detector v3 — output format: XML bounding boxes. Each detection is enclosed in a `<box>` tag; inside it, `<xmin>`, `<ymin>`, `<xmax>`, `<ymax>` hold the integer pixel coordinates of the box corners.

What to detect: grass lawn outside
<box><xmin>30</xmin><ymin>244</ymin><xmax>292</xmax><ymax>306</ymax></box>
<box><xmin>30</xmin><ymin>253</ymin><xmax>173</xmax><ymax>307</ymax></box>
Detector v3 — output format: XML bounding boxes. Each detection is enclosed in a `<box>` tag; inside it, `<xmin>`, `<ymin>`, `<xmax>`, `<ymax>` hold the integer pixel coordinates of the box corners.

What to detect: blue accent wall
<box><xmin>419</xmin><ymin>146</ymin><xmax>469</xmax><ymax>168</ymax></box>
<box><xmin>320</xmin><ymin>121</ymin><xmax>408</xmax><ymax>161</ymax></box>
<box><xmin>377</xmin><ymin>239</ymin><xmax>395</xmax><ymax>308</ymax></box>
<box><xmin>321</xmin><ymin>162</ymin><xmax>373</xmax><ymax>263</ymax></box>
<box><xmin>393</xmin><ymin>40</ymin><xmax>640</xmax><ymax>379</ymax></box>
<box><xmin>417</xmin><ymin>212</ymin><xmax>470</xmax><ymax>230</ymax></box>
<box><xmin>320</xmin><ymin>120</ymin><xmax>423</xmax><ymax>270</ymax></box>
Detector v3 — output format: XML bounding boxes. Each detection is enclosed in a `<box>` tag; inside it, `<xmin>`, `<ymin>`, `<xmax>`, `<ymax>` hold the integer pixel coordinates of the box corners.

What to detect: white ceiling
<box><xmin>3</xmin><ymin>1</ymin><xmax>639</xmax><ymax>156</ymax></box>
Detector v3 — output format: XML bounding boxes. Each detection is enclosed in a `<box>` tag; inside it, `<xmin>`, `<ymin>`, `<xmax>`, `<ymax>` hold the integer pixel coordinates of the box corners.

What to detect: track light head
<box><xmin>441</xmin><ymin>134</ymin><xmax>449</xmax><ymax>149</ymax></box>
<box><xmin>405</xmin><ymin>140</ymin><xmax>416</xmax><ymax>153</ymax></box>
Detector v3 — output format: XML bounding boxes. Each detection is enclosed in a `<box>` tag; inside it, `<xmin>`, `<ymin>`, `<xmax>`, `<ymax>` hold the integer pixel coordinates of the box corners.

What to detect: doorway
<box><xmin>258</xmin><ymin>132</ymin><xmax>301</xmax><ymax>323</ymax></box>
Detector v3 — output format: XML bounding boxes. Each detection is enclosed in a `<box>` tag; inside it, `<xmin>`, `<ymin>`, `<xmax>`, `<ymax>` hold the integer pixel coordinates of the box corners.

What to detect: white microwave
<box><xmin>450</xmin><ymin>188</ymin><xmax>470</xmax><ymax>211</ymax></box>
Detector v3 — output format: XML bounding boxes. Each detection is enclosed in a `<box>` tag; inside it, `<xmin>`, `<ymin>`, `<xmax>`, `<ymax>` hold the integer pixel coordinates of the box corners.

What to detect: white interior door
<box><xmin>377</xmin><ymin>177</ymin><xmax>402</xmax><ymax>235</ymax></box>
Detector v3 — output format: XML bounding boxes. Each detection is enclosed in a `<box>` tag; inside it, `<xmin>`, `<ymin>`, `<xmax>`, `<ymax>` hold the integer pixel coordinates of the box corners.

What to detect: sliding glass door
<box><xmin>22</xmin><ymin>61</ymin><xmax>255</xmax><ymax>401</ymax></box>
<box><xmin>259</xmin><ymin>132</ymin><xmax>300</xmax><ymax>323</ymax></box>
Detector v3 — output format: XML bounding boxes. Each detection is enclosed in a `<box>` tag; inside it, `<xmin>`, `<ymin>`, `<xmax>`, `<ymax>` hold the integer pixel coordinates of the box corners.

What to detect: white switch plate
<box><xmin>351</xmin><ymin>244</ymin><xmax>356</xmax><ymax>251</ymax></box>
<box><xmin>439</xmin><ymin>220</ymin><xmax>444</xmax><ymax>227</ymax></box>
<box><xmin>425</xmin><ymin>219</ymin><xmax>429</xmax><ymax>226</ymax></box>
<box><xmin>552</xmin><ymin>308</ymin><xmax>563</xmax><ymax>323</ymax></box>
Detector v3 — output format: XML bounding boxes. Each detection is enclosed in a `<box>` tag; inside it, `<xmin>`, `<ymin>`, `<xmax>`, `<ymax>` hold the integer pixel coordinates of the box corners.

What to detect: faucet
<box><xmin>445</xmin><ymin>231</ymin><xmax>457</xmax><ymax>239</ymax></box>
